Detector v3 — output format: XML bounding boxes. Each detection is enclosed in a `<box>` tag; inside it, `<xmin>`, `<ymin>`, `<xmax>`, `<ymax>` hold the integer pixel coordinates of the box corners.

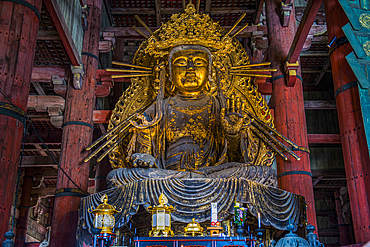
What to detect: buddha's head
<box><xmin>169</xmin><ymin>45</ymin><xmax>212</xmax><ymax>96</ymax></box>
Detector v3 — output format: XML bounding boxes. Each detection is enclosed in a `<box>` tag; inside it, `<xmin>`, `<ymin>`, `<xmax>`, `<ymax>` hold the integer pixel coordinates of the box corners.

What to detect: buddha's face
<box><xmin>171</xmin><ymin>49</ymin><xmax>209</xmax><ymax>96</ymax></box>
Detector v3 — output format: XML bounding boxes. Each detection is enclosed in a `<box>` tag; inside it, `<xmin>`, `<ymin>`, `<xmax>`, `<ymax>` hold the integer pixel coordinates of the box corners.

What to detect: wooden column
<box><xmin>14</xmin><ymin>168</ymin><xmax>34</xmax><ymax>247</ymax></box>
<box><xmin>334</xmin><ymin>190</ymin><xmax>354</xmax><ymax>245</ymax></box>
<box><xmin>324</xmin><ymin>0</ymin><xmax>370</xmax><ymax>242</ymax></box>
<box><xmin>265</xmin><ymin>0</ymin><xmax>318</xmax><ymax>230</ymax></box>
<box><xmin>0</xmin><ymin>0</ymin><xmax>41</xmax><ymax>242</ymax></box>
<box><xmin>95</xmin><ymin>157</ymin><xmax>112</xmax><ymax>193</ymax></box>
<box><xmin>49</xmin><ymin>0</ymin><xmax>103</xmax><ymax>246</ymax></box>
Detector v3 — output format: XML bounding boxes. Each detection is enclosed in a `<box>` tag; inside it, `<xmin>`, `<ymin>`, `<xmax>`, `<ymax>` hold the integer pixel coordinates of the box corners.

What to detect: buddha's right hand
<box><xmin>131</xmin><ymin>153</ymin><xmax>156</xmax><ymax>168</ymax></box>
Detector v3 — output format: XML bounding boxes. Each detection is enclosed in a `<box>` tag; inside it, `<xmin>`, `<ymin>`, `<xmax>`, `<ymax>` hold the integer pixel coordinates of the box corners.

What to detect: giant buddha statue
<box><xmin>77</xmin><ymin>4</ymin><xmax>306</xmax><ymax>246</ymax></box>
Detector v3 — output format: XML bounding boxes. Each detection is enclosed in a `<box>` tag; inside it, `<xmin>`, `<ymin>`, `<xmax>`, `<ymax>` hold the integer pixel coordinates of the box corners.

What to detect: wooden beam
<box><xmin>300</xmin><ymin>51</ymin><xmax>328</xmax><ymax>56</ymax></box>
<box><xmin>304</xmin><ymin>100</ymin><xmax>336</xmax><ymax>109</ymax></box>
<box><xmin>103</xmin><ymin>0</ymin><xmax>114</xmax><ymax>25</ymax></box>
<box><xmin>205</xmin><ymin>0</ymin><xmax>211</xmax><ymax>14</ymax></box>
<box><xmin>111</xmin><ymin>7</ymin><xmax>255</xmax><ymax>16</ymax></box>
<box><xmin>37</xmin><ymin>30</ymin><xmax>60</xmax><ymax>41</ymax></box>
<box><xmin>254</xmin><ymin>0</ymin><xmax>265</xmax><ymax>25</ymax></box>
<box><xmin>307</xmin><ymin>134</ymin><xmax>341</xmax><ymax>144</ymax></box>
<box><xmin>93</xmin><ymin>110</ymin><xmax>112</xmax><ymax>123</ymax></box>
<box><xmin>43</xmin><ymin>0</ymin><xmax>81</xmax><ymax>66</ymax></box>
<box><xmin>302</xmin><ymin>68</ymin><xmax>332</xmax><ymax>73</ymax></box>
<box><xmin>34</xmin><ymin>144</ymin><xmax>48</xmax><ymax>156</ymax></box>
<box><xmin>313</xmin><ymin>176</ymin><xmax>323</xmax><ymax>187</ymax></box>
<box><xmin>31</xmin><ymin>82</ymin><xmax>46</xmax><ymax>95</ymax></box>
<box><xmin>256</xmin><ymin>82</ymin><xmax>272</xmax><ymax>95</ymax></box>
<box><xmin>27</xmin><ymin>95</ymin><xmax>65</xmax><ymax>112</ymax></box>
<box><xmin>111</xmin><ymin>7</ymin><xmax>155</xmax><ymax>15</ymax></box>
<box><xmin>98</xmin><ymin>123</ymin><xmax>107</xmax><ymax>134</ymax></box>
<box><xmin>24</xmin><ymin>149</ymin><xmax>60</xmax><ymax>152</ymax></box>
<box><xmin>287</xmin><ymin>0</ymin><xmax>323</xmax><ymax>63</ymax></box>
<box><xmin>314</xmin><ymin>185</ymin><xmax>345</xmax><ymax>189</ymax></box>
<box><xmin>21</xmin><ymin>156</ymin><xmax>60</xmax><ymax>167</ymax></box>
<box><xmin>97</xmin><ymin>69</ymin><xmax>131</xmax><ymax>83</ymax></box>
<box><xmin>25</xmin><ymin>132</ymin><xmax>63</xmax><ymax>145</ymax></box>
<box><xmin>209</xmin><ymin>7</ymin><xmax>255</xmax><ymax>14</ymax></box>
<box><xmin>28</xmin><ymin>114</ymin><xmax>50</xmax><ymax>122</ymax></box>
<box><xmin>313</xmin><ymin>58</ymin><xmax>331</xmax><ymax>86</ymax></box>
<box><xmin>102</xmin><ymin>25</ymin><xmax>267</xmax><ymax>37</ymax></box>
<box><xmin>31</xmin><ymin>66</ymin><xmax>67</xmax><ymax>83</ymax></box>
<box><xmin>311</xmin><ymin>169</ymin><xmax>346</xmax><ymax>177</ymax></box>
<box><xmin>31</xmin><ymin>187</ymin><xmax>56</xmax><ymax>197</ymax></box>
<box><xmin>155</xmin><ymin>0</ymin><xmax>162</xmax><ymax>27</ymax></box>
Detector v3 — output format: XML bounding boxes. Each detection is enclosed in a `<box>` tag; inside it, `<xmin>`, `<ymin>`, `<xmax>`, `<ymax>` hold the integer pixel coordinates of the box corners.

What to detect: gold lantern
<box><xmin>148</xmin><ymin>193</ymin><xmax>176</xmax><ymax>237</ymax></box>
<box><xmin>184</xmin><ymin>218</ymin><xmax>204</xmax><ymax>237</ymax></box>
<box><xmin>88</xmin><ymin>194</ymin><xmax>121</xmax><ymax>234</ymax></box>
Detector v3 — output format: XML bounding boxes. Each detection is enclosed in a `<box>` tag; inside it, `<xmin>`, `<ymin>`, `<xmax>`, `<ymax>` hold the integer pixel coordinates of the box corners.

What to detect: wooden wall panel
<box><xmin>310</xmin><ymin>147</ymin><xmax>345</xmax><ymax>171</ymax></box>
<box><xmin>306</xmin><ymin>109</ymin><xmax>340</xmax><ymax>134</ymax></box>
<box><xmin>55</xmin><ymin>0</ymin><xmax>84</xmax><ymax>56</ymax></box>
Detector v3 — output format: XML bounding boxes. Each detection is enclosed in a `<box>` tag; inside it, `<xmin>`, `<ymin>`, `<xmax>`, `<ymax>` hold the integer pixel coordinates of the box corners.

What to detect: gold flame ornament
<box><xmin>184</xmin><ymin>218</ymin><xmax>204</xmax><ymax>237</ymax></box>
<box><xmin>88</xmin><ymin>194</ymin><xmax>122</xmax><ymax>234</ymax></box>
<box><xmin>148</xmin><ymin>193</ymin><xmax>176</xmax><ymax>237</ymax></box>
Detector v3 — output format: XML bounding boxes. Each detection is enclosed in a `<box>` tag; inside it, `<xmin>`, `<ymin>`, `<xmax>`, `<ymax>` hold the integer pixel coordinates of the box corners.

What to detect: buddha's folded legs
<box><xmin>106</xmin><ymin>164</ymin><xmax>277</xmax><ymax>188</ymax></box>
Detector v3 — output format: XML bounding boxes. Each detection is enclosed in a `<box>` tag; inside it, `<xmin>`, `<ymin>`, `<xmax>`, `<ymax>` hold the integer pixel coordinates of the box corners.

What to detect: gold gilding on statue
<box><xmin>84</xmin><ymin>2</ymin><xmax>301</xmax><ymax>169</ymax></box>
<box><xmin>148</xmin><ymin>193</ymin><xmax>176</xmax><ymax>237</ymax></box>
<box><xmin>184</xmin><ymin>218</ymin><xmax>204</xmax><ymax>237</ymax></box>
<box><xmin>88</xmin><ymin>195</ymin><xmax>121</xmax><ymax>234</ymax></box>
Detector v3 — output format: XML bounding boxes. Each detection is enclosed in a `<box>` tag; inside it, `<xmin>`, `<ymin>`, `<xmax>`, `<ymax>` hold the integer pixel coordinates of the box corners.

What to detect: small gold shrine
<box><xmin>184</xmin><ymin>218</ymin><xmax>204</xmax><ymax>237</ymax></box>
<box><xmin>148</xmin><ymin>193</ymin><xmax>176</xmax><ymax>237</ymax></box>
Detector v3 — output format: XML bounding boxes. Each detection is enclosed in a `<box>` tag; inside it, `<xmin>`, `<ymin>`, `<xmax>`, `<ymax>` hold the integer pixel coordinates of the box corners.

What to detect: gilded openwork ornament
<box><xmin>359</xmin><ymin>13</ymin><xmax>370</xmax><ymax>29</ymax></box>
<box><xmin>363</xmin><ymin>41</ymin><xmax>370</xmax><ymax>56</ymax></box>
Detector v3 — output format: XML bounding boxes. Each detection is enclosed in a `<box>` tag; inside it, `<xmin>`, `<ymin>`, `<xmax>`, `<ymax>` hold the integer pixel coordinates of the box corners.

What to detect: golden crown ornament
<box><xmin>145</xmin><ymin>3</ymin><xmax>234</xmax><ymax>56</ymax></box>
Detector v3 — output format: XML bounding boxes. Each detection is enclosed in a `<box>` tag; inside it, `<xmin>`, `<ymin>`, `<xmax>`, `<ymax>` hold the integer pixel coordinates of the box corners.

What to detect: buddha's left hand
<box><xmin>221</xmin><ymin>95</ymin><xmax>245</xmax><ymax>135</ymax></box>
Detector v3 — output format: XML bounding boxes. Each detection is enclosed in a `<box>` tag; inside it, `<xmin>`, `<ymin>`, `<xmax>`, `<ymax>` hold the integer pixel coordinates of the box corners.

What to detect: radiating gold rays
<box><xmin>107</xmin><ymin>61</ymin><xmax>154</xmax><ymax>79</ymax></box>
<box><xmin>111</xmin><ymin>61</ymin><xmax>152</xmax><ymax>70</ymax></box>
<box><xmin>230</xmin><ymin>62</ymin><xmax>277</xmax><ymax>78</ymax></box>
<box><xmin>224</xmin><ymin>13</ymin><xmax>246</xmax><ymax>37</ymax></box>
<box><xmin>132</xmin><ymin>26</ymin><xmax>149</xmax><ymax>39</ymax></box>
<box><xmin>84</xmin><ymin>99</ymin><xmax>156</xmax><ymax>163</ymax></box>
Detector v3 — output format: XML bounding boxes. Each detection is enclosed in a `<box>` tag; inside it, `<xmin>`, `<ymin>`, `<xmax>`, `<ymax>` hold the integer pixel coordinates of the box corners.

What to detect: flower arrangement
<box><xmin>234</xmin><ymin>201</ymin><xmax>248</xmax><ymax>226</ymax></box>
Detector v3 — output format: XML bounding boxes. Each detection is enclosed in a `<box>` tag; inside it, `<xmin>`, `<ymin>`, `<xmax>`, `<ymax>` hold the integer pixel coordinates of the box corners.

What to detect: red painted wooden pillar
<box><xmin>324</xmin><ymin>0</ymin><xmax>370</xmax><ymax>243</ymax></box>
<box><xmin>95</xmin><ymin>157</ymin><xmax>112</xmax><ymax>193</ymax></box>
<box><xmin>0</xmin><ymin>0</ymin><xmax>41</xmax><ymax>243</ymax></box>
<box><xmin>15</xmin><ymin>168</ymin><xmax>34</xmax><ymax>247</ymax></box>
<box><xmin>49</xmin><ymin>1</ymin><xmax>103</xmax><ymax>246</ymax></box>
<box><xmin>265</xmin><ymin>0</ymin><xmax>318</xmax><ymax>230</ymax></box>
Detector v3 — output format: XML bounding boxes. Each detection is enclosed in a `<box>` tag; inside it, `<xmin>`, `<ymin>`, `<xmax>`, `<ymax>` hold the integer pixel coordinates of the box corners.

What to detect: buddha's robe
<box><xmin>127</xmin><ymin>94</ymin><xmax>247</xmax><ymax>170</ymax></box>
